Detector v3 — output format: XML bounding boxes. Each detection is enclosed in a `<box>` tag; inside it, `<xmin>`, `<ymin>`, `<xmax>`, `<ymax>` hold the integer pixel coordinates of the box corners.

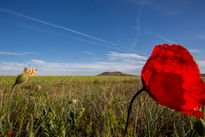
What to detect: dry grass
<box><xmin>0</xmin><ymin>76</ymin><xmax>204</xmax><ymax>136</ymax></box>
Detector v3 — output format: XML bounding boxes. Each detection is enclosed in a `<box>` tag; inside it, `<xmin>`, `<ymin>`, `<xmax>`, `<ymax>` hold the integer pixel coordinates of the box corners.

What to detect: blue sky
<box><xmin>0</xmin><ymin>0</ymin><xmax>205</xmax><ymax>75</ymax></box>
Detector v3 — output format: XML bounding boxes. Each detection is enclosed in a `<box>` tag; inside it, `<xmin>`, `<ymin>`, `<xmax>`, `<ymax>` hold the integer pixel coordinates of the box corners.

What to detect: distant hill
<box><xmin>97</xmin><ymin>71</ymin><xmax>134</xmax><ymax>76</ymax></box>
<box><xmin>201</xmin><ymin>74</ymin><xmax>205</xmax><ymax>77</ymax></box>
<box><xmin>98</xmin><ymin>72</ymin><xmax>205</xmax><ymax>77</ymax></box>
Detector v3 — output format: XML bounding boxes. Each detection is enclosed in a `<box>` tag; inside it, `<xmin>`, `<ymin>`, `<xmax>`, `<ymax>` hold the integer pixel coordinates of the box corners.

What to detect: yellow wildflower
<box><xmin>24</xmin><ymin>67</ymin><xmax>37</xmax><ymax>77</ymax></box>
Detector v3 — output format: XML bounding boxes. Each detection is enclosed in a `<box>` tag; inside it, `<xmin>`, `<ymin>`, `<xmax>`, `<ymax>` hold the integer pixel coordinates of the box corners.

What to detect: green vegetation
<box><xmin>0</xmin><ymin>76</ymin><xmax>204</xmax><ymax>137</ymax></box>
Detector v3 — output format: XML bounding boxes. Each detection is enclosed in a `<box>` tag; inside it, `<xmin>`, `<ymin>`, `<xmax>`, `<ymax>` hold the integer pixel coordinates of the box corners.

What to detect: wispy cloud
<box><xmin>0</xmin><ymin>51</ymin><xmax>37</xmax><ymax>56</ymax></box>
<box><xmin>131</xmin><ymin>0</ymin><xmax>160</xmax><ymax>47</ymax></box>
<box><xmin>130</xmin><ymin>1</ymin><xmax>176</xmax><ymax>47</ymax></box>
<box><xmin>30</xmin><ymin>59</ymin><xmax>45</xmax><ymax>64</ymax></box>
<box><xmin>131</xmin><ymin>0</ymin><xmax>145</xmax><ymax>47</ymax></box>
<box><xmin>0</xmin><ymin>59</ymin><xmax>144</xmax><ymax>76</ymax></box>
<box><xmin>196</xmin><ymin>35</ymin><xmax>205</xmax><ymax>40</ymax></box>
<box><xmin>0</xmin><ymin>51</ymin><xmax>147</xmax><ymax>75</ymax></box>
<box><xmin>120</xmin><ymin>0</ymin><xmax>160</xmax><ymax>7</ymax></box>
<box><xmin>107</xmin><ymin>51</ymin><xmax>147</xmax><ymax>60</ymax></box>
<box><xmin>188</xmin><ymin>49</ymin><xmax>201</xmax><ymax>53</ymax></box>
<box><xmin>83</xmin><ymin>51</ymin><xmax>95</xmax><ymax>56</ymax></box>
<box><xmin>147</xmin><ymin>31</ymin><xmax>177</xmax><ymax>44</ymax></box>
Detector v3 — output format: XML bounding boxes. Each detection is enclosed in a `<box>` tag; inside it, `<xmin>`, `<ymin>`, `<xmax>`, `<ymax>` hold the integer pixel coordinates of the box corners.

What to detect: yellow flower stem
<box><xmin>8</xmin><ymin>83</ymin><xmax>17</xmax><ymax>106</ymax></box>
<box><xmin>7</xmin><ymin>82</ymin><xmax>17</xmax><ymax>124</ymax></box>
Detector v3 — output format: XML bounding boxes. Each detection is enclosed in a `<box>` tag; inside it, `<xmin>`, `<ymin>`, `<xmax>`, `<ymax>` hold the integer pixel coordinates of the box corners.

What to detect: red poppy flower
<box><xmin>141</xmin><ymin>44</ymin><xmax>205</xmax><ymax>118</ymax></box>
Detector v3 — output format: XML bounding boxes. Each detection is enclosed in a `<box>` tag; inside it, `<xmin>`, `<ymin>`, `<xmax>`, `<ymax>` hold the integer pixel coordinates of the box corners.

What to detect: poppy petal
<box><xmin>141</xmin><ymin>44</ymin><xmax>205</xmax><ymax>117</ymax></box>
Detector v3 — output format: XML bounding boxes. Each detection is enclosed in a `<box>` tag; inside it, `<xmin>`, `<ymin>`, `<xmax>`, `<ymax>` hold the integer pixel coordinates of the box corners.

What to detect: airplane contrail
<box><xmin>148</xmin><ymin>31</ymin><xmax>176</xmax><ymax>44</ymax></box>
<box><xmin>0</xmin><ymin>7</ymin><xmax>147</xmax><ymax>55</ymax></box>
<box><xmin>132</xmin><ymin>0</ymin><xmax>145</xmax><ymax>47</ymax></box>
<box><xmin>0</xmin><ymin>8</ymin><xmax>118</xmax><ymax>46</ymax></box>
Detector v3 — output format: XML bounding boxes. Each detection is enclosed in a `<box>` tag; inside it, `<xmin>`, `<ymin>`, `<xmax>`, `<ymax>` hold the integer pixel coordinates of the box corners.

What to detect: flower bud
<box><xmin>71</xmin><ymin>99</ymin><xmax>77</xmax><ymax>104</ymax></box>
<box><xmin>81</xmin><ymin>108</ymin><xmax>85</xmax><ymax>113</ymax></box>
<box><xmin>15</xmin><ymin>73</ymin><xmax>28</xmax><ymax>84</ymax></box>
<box><xmin>44</xmin><ymin>91</ymin><xmax>48</xmax><ymax>96</ymax></box>
<box><xmin>36</xmin><ymin>85</ymin><xmax>41</xmax><ymax>91</ymax></box>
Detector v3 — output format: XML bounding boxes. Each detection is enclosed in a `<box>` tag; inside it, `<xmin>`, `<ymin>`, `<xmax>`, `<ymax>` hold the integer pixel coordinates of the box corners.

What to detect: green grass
<box><xmin>0</xmin><ymin>76</ymin><xmax>204</xmax><ymax>137</ymax></box>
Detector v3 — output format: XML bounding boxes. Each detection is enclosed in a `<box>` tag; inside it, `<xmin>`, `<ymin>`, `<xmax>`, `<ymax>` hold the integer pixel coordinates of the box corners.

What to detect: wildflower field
<box><xmin>0</xmin><ymin>76</ymin><xmax>205</xmax><ymax>137</ymax></box>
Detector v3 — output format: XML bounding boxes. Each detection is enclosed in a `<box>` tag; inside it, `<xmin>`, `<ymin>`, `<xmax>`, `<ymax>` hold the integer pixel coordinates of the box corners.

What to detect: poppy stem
<box><xmin>123</xmin><ymin>87</ymin><xmax>144</xmax><ymax>137</ymax></box>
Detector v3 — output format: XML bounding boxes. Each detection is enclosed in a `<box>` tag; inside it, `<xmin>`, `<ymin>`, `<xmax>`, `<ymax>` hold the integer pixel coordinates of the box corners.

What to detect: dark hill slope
<box><xmin>97</xmin><ymin>71</ymin><xmax>134</xmax><ymax>76</ymax></box>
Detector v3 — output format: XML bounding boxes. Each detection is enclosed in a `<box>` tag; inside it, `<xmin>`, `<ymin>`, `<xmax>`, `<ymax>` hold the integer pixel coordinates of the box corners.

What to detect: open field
<box><xmin>0</xmin><ymin>76</ymin><xmax>205</xmax><ymax>137</ymax></box>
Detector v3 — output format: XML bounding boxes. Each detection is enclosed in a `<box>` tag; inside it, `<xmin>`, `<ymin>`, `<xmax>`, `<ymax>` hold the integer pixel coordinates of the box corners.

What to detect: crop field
<box><xmin>0</xmin><ymin>76</ymin><xmax>205</xmax><ymax>137</ymax></box>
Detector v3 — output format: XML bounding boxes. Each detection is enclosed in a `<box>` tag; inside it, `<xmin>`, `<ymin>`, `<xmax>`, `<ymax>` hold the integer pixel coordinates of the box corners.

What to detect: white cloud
<box><xmin>197</xmin><ymin>60</ymin><xmax>205</xmax><ymax>73</ymax></box>
<box><xmin>188</xmin><ymin>49</ymin><xmax>201</xmax><ymax>53</ymax></box>
<box><xmin>0</xmin><ymin>58</ymin><xmax>145</xmax><ymax>76</ymax></box>
<box><xmin>1</xmin><ymin>57</ymin><xmax>205</xmax><ymax>76</ymax></box>
<box><xmin>0</xmin><ymin>51</ymin><xmax>26</xmax><ymax>56</ymax></box>
<box><xmin>0</xmin><ymin>51</ymin><xmax>148</xmax><ymax>76</ymax></box>
<box><xmin>0</xmin><ymin>62</ymin><xmax>26</xmax><ymax>75</ymax></box>
<box><xmin>0</xmin><ymin>51</ymin><xmax>38</xmax><ymax>56</ymax></box>
<box><xmin>83</xmin><ymin>51</ymin><xmax>95</xmax><ymax>56</ymax></box>
<box><xmin>30</xmin><ymin>59</ymin><xmax>45</xmax><ymax>64</ymax></box>
<box><xmin>107</xmin><ymin>51</ymin><xmax>147</xmax><ymax>60</ymax></box>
